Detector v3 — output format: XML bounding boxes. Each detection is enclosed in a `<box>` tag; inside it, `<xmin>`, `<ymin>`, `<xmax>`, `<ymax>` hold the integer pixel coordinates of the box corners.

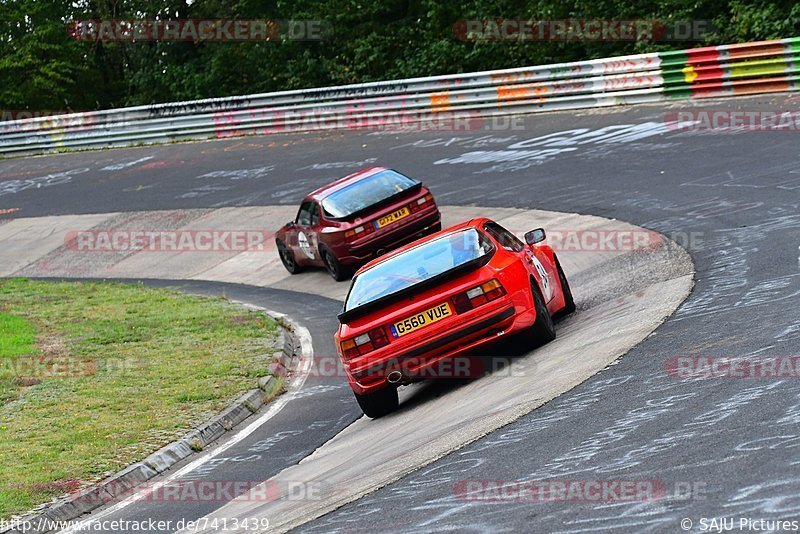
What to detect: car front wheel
<box><xmin>276</xmin><ymin>239</ymin><xmax>302</xmax><ymax>274</ymax></box>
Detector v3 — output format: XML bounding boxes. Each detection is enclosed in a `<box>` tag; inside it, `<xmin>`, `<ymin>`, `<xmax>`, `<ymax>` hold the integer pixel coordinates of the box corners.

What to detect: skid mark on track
<box><xmin>0</xmin><ymin>168</ymin><xmax>88</xmax><ymax>197</ymax></box>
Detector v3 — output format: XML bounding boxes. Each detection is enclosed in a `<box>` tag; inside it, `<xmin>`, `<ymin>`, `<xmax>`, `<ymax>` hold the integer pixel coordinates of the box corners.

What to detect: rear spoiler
<box><xmin>337</xmin><ymin>250</ymin><xmax>495</xmax><ymax>324</ymax></box>
<box><xmin>325</xmin><ymin>182</ymin><xmax>422</xmax><ymax>222</ymax></box>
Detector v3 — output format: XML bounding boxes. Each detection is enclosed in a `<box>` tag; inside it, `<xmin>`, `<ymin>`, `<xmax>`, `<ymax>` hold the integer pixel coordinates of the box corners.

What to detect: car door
<box><xmin>293</xmin><ymin>200</ymin><xmax>321</xmax><ymax>264</ymax></box>
<box><xmin>483</xmin><ymin>221</ymin><xmax>555</xmax><ymax>302</ymax></box>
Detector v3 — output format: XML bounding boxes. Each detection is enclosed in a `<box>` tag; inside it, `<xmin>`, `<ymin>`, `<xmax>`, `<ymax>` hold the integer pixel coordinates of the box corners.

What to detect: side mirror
<box><xmin>286</xmin><ymin>221</ymin><xmax>295</xmax><ymax>228</ymax></box>
<box><xmin>524</xmin><ymin>228</ymin><xmax>546</xmax><ymax>245</ymax></box>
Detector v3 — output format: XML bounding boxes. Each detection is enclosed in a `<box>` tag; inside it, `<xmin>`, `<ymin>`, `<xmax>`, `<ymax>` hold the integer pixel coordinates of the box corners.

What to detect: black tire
<box><xmin>523</xmin><ymin>279</ymin><xmax>556</xmax><ymax>345</ymax></box>
<box><xmin>321</xmin><ymin>246</ymin><xmax>351</xmax><ymax>281</ymax></box>
<box><xmin>354</xmin><ymin>386</ymin><xmax>399</xmax><ymax>418</ymax></box>
<box><xmin>553</xmin><ymin>255</ymin><xmax>576</xmax><ymax>319</ymax></box>
<box><xmin>276</xmin><ymin>239</ymin><xmax>302</xmax><ymax>274</ymax></box>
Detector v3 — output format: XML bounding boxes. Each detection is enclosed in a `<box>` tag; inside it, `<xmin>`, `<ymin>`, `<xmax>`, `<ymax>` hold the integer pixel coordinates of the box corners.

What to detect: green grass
<box><xmin>0</xmin><ymin>279</ymin><xmax>282</xmax><ymax>518</ymax></box>
<box><xmin>0</xmin><ymin>313</ymin><xmax>36</xmax><ymax>358</ymax></box>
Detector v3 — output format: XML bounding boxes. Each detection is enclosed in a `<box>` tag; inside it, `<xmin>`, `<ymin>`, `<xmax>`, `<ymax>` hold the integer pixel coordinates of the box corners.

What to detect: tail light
<box><xmin>340</xmin><ymin>327</ymin><xmax>390</xmax><ymax>359</ymax></box>
<box><xmin>451</xmin><ymin>279</ymin><xmax>506</xmax><ymax>314</ymax></box>
<box><xmin>344</xmin><ymin>224</ymin><xmax>376</xmax><ymax>239</ymax></box>
<box><xmin>409</xmin><ymin>193</ymin><xmax>434</xmax><ymax>213</ymax></box>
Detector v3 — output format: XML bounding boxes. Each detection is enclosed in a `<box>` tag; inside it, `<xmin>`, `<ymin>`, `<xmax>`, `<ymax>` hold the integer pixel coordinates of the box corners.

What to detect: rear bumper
<box><xmin>345</xmin><ymin>304</ymin><xmax>518</xmax><ymax>395</ymax></box>
<box><xmin>339</xmin><ymin>209</ymin><xmax>441</xmax><ymax>266</ymax></box>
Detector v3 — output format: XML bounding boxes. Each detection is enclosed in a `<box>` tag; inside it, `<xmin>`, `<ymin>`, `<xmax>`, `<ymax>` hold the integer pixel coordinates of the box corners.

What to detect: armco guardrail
<box><xmin>1</xmin><ymin>37</ymin><xmax>798</xmax><ymax>156</ymax></box>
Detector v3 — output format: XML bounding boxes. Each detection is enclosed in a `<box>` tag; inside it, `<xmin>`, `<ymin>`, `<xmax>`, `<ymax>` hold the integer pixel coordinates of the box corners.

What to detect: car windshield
<box><xmin>344</xmin><ymin>228</ymin><xmax>494</xmax><ymax>311</ymax></box>
<box><xmin>321</xmin><ymin>170</ymin><xmax>418</xmax><ymax>218</ymax></box>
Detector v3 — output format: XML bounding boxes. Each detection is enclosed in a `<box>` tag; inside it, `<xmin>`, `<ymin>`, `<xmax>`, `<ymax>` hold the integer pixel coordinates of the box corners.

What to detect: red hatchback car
<box><xmin>275</xmin><ymin>167</ymin><xmax>441</xmax><ymax>280</ymax></box>
<box><xmin>335</xmin><ymin>218</ymin><xmax>575</xmax><ymax>418</ymax></box>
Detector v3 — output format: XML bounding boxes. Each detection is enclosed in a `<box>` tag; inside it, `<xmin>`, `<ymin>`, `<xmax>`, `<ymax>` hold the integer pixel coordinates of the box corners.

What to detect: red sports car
<box><xmin>335</xmin><ymin>218</ymin><xmax>575</xmax><ymax>418</ymax></box>
<box><xmin>275</xmin><ymin>167</ymin><xmax>441</xmax><ymax>280</ymax></box>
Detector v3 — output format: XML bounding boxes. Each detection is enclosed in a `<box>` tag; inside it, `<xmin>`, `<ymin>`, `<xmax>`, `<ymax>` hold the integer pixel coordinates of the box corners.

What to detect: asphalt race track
<box><xmin>2</xmin><ymin>92</ymin><xmax>800</xmax><ymax>532</ymax></box>
<box><xmin>0</xmin><ymin>206</ymin><xmax>691</xmax><ymax>533</ymax></box>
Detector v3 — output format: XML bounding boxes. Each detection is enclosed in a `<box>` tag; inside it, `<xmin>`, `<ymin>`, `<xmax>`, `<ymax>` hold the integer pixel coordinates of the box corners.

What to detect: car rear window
<box><xmin>344</xmin><ymin>228</ymin><xmax>494</xmax><ymax>311</ymax></box>
<box><xmin>321</xmin><ymin>170</ymin><xmax>418</xmax><ymax>218</ymax></box>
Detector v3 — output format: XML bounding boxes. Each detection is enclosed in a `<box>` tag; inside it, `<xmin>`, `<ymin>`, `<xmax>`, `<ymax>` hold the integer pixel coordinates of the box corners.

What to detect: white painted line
<box><xmin>100</xmin><ymin>156</ymin><xmax>154</xmax><ymax>171</ymax></box>
<box><xmin>57</xmin><ymin>307</ymin><xmax>314</xmax><ymax>534</ymax></box>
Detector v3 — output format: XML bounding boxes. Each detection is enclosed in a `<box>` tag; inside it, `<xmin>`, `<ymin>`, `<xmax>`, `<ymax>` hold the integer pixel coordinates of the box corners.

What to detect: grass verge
<box><xmin>0</xmin><ymin>278</ymin><xmax>282</xmax><ymax>518</ymax></box>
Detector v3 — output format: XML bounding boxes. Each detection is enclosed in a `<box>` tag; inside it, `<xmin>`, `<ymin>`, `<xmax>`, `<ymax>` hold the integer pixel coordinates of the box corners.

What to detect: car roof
<box><xmin>306</xmin><ymin>166</ymin><xmax>389</xmax><ymax>202</ymax></box>
<box><xmin>354</xmin><ymin>217</ymin><xmax>493</xmax><ymax>276</ymax></box>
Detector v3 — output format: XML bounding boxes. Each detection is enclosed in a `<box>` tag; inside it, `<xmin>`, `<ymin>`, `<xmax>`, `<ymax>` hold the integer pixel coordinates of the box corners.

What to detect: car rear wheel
<box><xmin>524</xmin><ymin>279</ymin><xmax>556</xmax><ymax>345</ymax></box>
<box><xmin>321</xmin><ymin>246</ymin><xmax>351</xmax><ymax>281</ymax></box>
<box><xmin>354</xmin><ymin>386</ymin><xmax>399</xmax><ymax>418</ymax></box>
<box><xmin>553</xmin><ymin>254</ymin><xmax>576</xmax><ymax>319</ymax></box>
<box><xmin>276</xmin><ymin>239</ymin><xmax>302</xmax><ymax>274</ymax></box>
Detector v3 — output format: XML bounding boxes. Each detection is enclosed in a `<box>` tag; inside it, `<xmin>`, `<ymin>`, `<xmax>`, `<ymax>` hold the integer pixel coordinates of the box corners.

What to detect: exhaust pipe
<box><xmin>376</xmin><ymin>248</ymin><xmax>386</xmax><ymax>256</ymax></box>
<box><xmin>387</xmin><ymin>370</ymin><xmax>403</xmax><ymax>384</ymax></box>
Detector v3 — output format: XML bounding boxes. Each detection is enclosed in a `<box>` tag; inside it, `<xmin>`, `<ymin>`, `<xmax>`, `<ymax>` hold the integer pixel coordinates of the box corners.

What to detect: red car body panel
<box><xmin>274</xmin><ymin>167</ymin><xmax>441</xmax><ymax>272</ymax></box>
<box><xmin>335</xmin><ymin>218</ymin><xmax>570</xmax><ymax>395</ymax></box>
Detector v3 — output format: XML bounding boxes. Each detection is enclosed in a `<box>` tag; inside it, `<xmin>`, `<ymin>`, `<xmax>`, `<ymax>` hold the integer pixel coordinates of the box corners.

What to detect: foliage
<box><xmin>1</xmin><ymin>0</ymin><xmax>798</xmax><ymax>110</ymax></box>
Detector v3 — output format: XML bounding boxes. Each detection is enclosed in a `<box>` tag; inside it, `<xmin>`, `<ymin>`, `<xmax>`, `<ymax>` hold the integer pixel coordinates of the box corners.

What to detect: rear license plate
<box><xmin>374</xmin><ymin>207</ymin><xmax>410</xmax><ymax>229</ymax></box>
<box><xmin>390</xmin><ymin>302</ymin><xmax>453</xmax><ymax>338</ymax></box>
